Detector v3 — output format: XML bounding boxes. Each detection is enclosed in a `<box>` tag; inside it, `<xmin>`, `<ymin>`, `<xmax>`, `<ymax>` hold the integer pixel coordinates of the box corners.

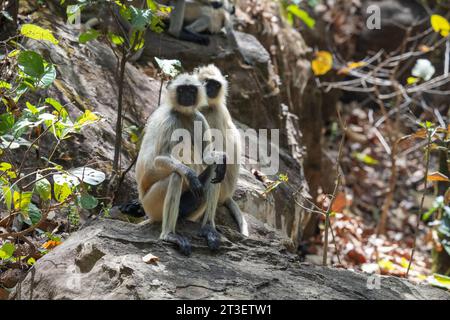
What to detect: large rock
<box><xmin>13</xmin><ymin>219</ymin><xmax>450</xmax><ymax>300</ymax></box>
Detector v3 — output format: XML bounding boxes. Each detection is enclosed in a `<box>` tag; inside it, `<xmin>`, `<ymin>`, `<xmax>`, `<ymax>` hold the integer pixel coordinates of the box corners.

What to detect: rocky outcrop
<box><xmin>13</xmin><ymin>218</ymin><xmax>450</xmax><ymax>300</ymax></box>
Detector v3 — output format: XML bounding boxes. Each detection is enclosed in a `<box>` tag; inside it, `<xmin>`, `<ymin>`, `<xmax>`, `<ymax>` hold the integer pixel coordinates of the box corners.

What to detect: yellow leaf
<box><xmin>430</xmin><ymin>14</ymin><xmax>450</xmax><ymax>37</ymax></box>
<box><xmin>427</xmin><ymin>172</ymin><xmax>450</xmax><ymax>182</ymax></box>
<box><xmin>312</xmin><ymin>51</ymin><xmax>333</xmax><ymax>76</ymax></box>
<box><xmin>378</xmin><ymin>259</ymin><xmax>395</xmax><ymax>271</ymax></box>
<box><xmin>21</xmin><ymin>24</ymin><xmax>59</xmax><ymax>45</ymax></box>
<box><xmin>338</xmin><ymin>61</ymin><xmax>366</xmax><ymax>75</ymax></box>
<box><xmin>407</xmin><ymin>77</ymin><xmax>419</xmax><ymax>85</ymax></box>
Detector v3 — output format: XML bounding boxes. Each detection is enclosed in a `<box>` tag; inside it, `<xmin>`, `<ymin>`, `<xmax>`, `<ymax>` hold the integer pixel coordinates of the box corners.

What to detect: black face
<box><xmin>205</xmin><ymin>79</ymin><xmax>222</xmax><ymax>99</ymax></box>
<box><xmin>176</xmin><ymin>85</ymin><xmax>198</xmax><ymax>107</ymax></box>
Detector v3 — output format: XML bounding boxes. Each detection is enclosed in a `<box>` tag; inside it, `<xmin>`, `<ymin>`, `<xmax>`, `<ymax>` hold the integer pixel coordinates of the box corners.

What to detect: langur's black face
<box><xmin>205</xmin><ymin>79</ymin><xmax>222</xmax><ymax>99</ymax></box>
<box><xmin>176</xmin><ymin>85</ymin><xmax>198</xmax><ymax>106</ymax></box>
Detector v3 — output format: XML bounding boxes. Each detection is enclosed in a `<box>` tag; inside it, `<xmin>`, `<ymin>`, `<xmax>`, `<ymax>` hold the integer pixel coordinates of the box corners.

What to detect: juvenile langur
<box><xmin>168</xmin><ymin>0</ymin><xmax>236</xmax><ymax>46</ymax></box>
<box><xmin>135</xmin><ymin>73</ymin><xmax>225</xmax><ymax>255</ymax></box>
<box><xmin>195</xmin><ymin>64</ymin><xmax>249</xmax><ymax>236</ymax></box>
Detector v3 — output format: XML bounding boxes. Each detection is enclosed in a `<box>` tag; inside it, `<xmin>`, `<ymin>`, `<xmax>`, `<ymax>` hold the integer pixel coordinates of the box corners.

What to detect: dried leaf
<box><xmin>142</xmin><ymin>253</ymin><xmax>159</xmax><ymax>264</ymax></box>
<box><xmin>42</xmin><ymin>240</ymin><xmax>61</xmax><ymax>249</ymax></box>
<box><xmin>427</xmin><ymin>172</ymin><xmax>450</xmax><ymax>182</ymax></box>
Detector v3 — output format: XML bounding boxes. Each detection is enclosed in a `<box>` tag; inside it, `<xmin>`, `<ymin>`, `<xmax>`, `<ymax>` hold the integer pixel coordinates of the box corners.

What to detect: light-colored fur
<box><xmin>195</xmin><ymin>64</ymin><xmax>249</xmax><ymax>236</ymax></box>
<box><xmin>135</xmin><ymin>73</ymin><xmax>219</xmax><ymax>239</ymax></box>
<box><xmin>184</xmin><ymin>0</ymin><xmax>233</xmax><ymax>34</ymax></box>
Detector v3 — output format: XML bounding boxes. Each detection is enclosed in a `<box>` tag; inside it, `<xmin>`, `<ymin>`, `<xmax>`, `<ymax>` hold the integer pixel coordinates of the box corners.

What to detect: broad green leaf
<box><xmin>20</xmin><ymin>24</ymin><xmax>59</xmax><ymax>45</ymax></box>
<box><xmin>0</xmin><ymin>113</ymin><xmax>14</xmax><ymax>135</ymax></box>
<box><xmin>80</xmin><ymin>193</ymin><xmax>98</xmax><ymax>210</ymax></box>
<box><xmin>28</xmin><ymin>203</ymin><xmax>42</xmax><ymax>225</ymax></box>
<box><xmin>69</xmin><ymin>167</ymin><xmax>105</xmax><ymax>185</ymax></box>
<box><xmin>0</xmin><ymin>162</ymin><xmax>12</xmax><ymax>171</ymax></box>
<box><xmin>130</xmin><ymin>7</ymin><xmax>152</xmax><ymax>31</ymax></box>
<box><xmin>428</xmin><ymin>274</ymin><xmax>450</xmax><ymax>290</ymax></box>
<box><xmin>154</xmin><ymin>57</ymin><xmax>181</xmax><ymax>77</ymax></box>
<box><xmin>13</xmin><ymin>191</ymin><xmax>32</xmax><ymax>211</ymax></box>
<box><xmin>35</xmin><ymin>174</ymin><xmax>51</xmax><ymax>201</ymax></box>
<box><xmin>27</xmin><ymin>257</ymin><xmax>36</xmax><ymax>265</ymax></box>
<box><xmin>26</xmin><ymin>101</ymin><xmax>39</xmax><ymax>114</ymax></box>
<box><xmin>39</xmin><ymin>63</ymin><xmax>56</xmax><ymax>88</ymax></box>
<box><xmin>0</xmin><ymin>242</ymin><xmax>15</xmax><ymax>260</ymax></box>
<box><xmin>54</xmin><ymin>181</ymin><xmax>72</xmax><ymax>203</ymax></box>
<box><xmin>0</xmin><ymin>81</ymin><xmax>11</xmax><ymax>89</ymax></box>
<box><xmin>108</xmin><ymin>32</ymin><xmax>125</xmax><ymax>45</ymax></box>
<box><xmin>18</xmin><ymin>51</ymin><xmax>45</xmax><ymax>78</ymax></box>
<box><xmin>286</xmin><ymin>5</ymin><xmax>315</xmax><ymax>29</ymax></box>
<box><xmin>79</xmin><ymin>29</ymin><xmax>100</xmax><ymax>44</ymax></box>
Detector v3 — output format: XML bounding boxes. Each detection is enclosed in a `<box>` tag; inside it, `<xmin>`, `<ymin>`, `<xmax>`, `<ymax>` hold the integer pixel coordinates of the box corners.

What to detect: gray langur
<box><xmin>195</xmin><ymin>64</ymin><xmax>249</xmax><ymax>236</ymax></box>
<box><xmin>135</xmin><ymin>73</ymin><xmax>226</xmax><ymax>255</ymax></box>
<box><xmin>168</xmin><ymin>0</ymin><xmax>236</xmax><ymax>46</ymax></box>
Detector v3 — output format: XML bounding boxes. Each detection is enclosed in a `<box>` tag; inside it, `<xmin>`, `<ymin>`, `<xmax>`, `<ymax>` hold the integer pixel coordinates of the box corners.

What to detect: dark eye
<box><xmin>205</xmin><ymin>79</ymin><xmax>222</xmax><ymax>99</ymax></box>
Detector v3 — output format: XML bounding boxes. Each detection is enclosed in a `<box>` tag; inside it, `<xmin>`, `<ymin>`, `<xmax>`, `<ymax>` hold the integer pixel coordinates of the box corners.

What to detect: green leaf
<box><xmin>28</xmin><ymin>203</ymin><xmax>42</xmax><ymax>225</ymax></box>
<box><xmin>39</xmin><ymin>63</ymin><xmax>56</xmax><ymax>88</ymax></box>
<box><xmin>0</xmin><ymin>81</ymin><xmax>11</xmax><ymax>89</ymax></box>
<box><xmin>286</xmin><ymin>5</ymin><xmax>315</xmax><ymax>29</ymax></box>
<box><xmin>79</xmin><ymin>29</ymin><xmax>100</xmax><ymax>44</ymax></box>
<box><xmin>20</xmin><ymin>24</ymin><xmax>59</xmax><ymax>45</ymax></box>
<box><xmin>18</xmin><ymin>50</ymin><xmax>45</xmax><ymax>79</ymax></box>
<box><xmin>0</xmin><ymin>113</ymin><xmax>15</xmax><ymax>135</ymax></box>
<box><xmin>428</xmin><ymin>273</ymin><xmax>450</xmax><ymax>290</ymax></box>
<box><xmin>108</xmin><ymin>32</ymin><xmax>125</xmax><ymax>45</ymax></box>
<box><xmin>0</xmin><ymin>242</ymin><xmax>15</xmax><ymax>260</ymax></box>
<box><xmin>13</xmin><ymin>191</ymin><xmax>33</xmax><ymax>211</ymax></box>
<box><xmin>27</xmin><ymin>257</ymin><xmax>36</xmax><ymax>265</ymax></box>
<box><xmin>35</xmin><ymin>174</ymin><xmax>51</xmax><ymax>201</ymax></box>
<box><xmin>74</xmin><ymin>110</ymin><xmax>99</xmax><ymax>129</ymax></box>
<box><xmin>80</xmin><ymin>193</ymin><xmax>98</xmax><ymax>210</ymax></box>
<box><xmin>54</xmin><ymin>181</ymin><xmax>72</xmax><ymax>203</ymax></box>
<box><xmin>1</xmin><ymin>186</ymin><xmax>13</xmax><ymax>210</ymax></box>
<box><xmin>130</xmin><ymin>7</ymin><xmax>152</xmax><ymax>31</ymax></box>
<box><xmin>45</xmin><ymin>98</ymin><xmax>68</xmax><ymax>120</ymax></box>
<box><xmin>26</xmin><ymin>101</ymin><xmax>39</xmax><ymax>114</ymax></box>
<box><xmin>154</xmin><ymin>57</ymin><xmax>181</xmax><ymax>77</ymax></box>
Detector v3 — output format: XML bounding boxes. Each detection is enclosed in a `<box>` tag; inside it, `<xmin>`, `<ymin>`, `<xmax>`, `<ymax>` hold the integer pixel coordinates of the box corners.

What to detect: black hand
<box><xmin>187</xmin><ymin>171</ymin><xmax>203</xmax><ymax>199</ymax></box>
<box><xmin>211</xmin><ymin>154</ymin><xmax>227</xmax><ymax>184</ymax></box>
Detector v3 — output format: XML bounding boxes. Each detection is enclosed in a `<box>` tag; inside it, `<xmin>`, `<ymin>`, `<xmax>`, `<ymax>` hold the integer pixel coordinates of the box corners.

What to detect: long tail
<box><xmin>224</xmin><ymin>198</ymin><xmax>249</xmax><ymax>236</ymax></box>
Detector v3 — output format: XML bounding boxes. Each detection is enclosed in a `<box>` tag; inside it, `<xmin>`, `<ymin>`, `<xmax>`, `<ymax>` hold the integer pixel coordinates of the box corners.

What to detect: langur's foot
<box><xmin>199</xmin><ymin>224</ymin><xmax>221</xmax><ymax>251</ymax></box>
<box><xmin>164</xmin><ymin>232</ymin><xmax>192</xmax><ymax>256</ymax></box>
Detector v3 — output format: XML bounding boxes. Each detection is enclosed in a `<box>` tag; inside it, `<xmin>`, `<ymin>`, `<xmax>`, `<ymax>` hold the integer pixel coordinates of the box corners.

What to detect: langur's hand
<box><xmin>212</xmin><ymin>155</ymin><xmax>227</xmax><ymax>183</ymax></box>
<box><xmin>186</xmin><ymin>171</ymin><xmax>203</xmax><ymax>199</ymax></box>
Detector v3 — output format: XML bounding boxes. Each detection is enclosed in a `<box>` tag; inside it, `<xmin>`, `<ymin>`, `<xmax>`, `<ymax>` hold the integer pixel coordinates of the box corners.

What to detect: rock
<box><xmin>12</xmin><ymin>219</ymin><xmax>450</xmax><ymax>300</ymax></box>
